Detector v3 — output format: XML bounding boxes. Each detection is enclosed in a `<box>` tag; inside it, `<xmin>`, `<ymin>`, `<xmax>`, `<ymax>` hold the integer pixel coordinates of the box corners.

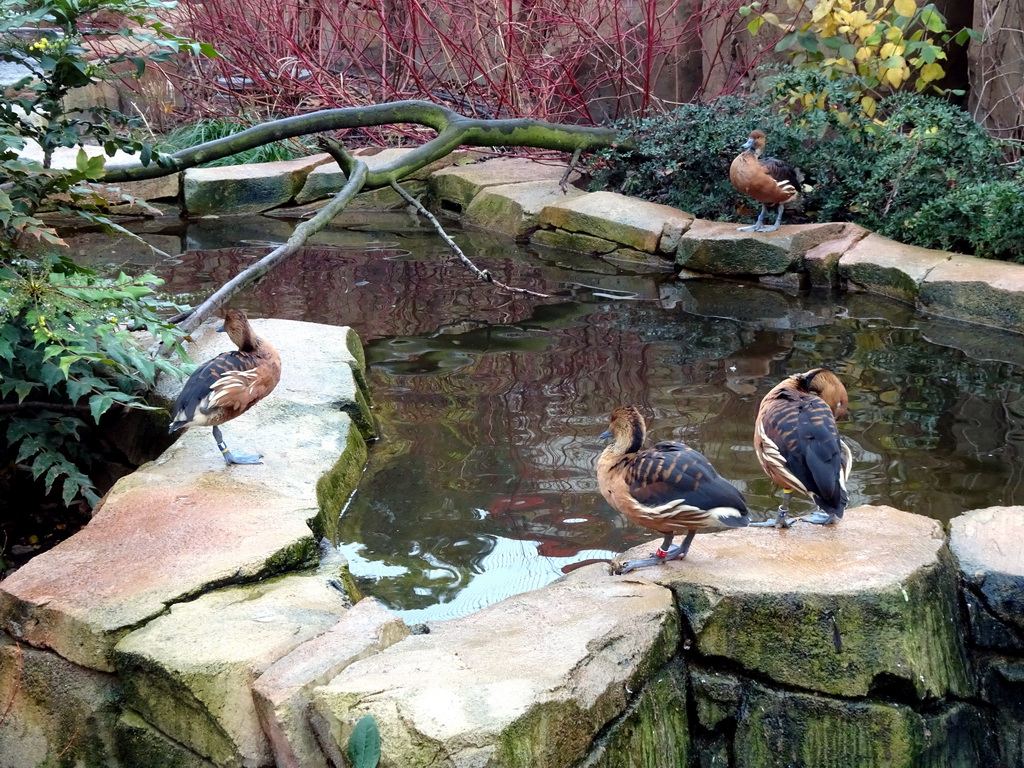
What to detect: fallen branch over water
<box><xmin>159</xmin><ymin>100</ymin><xmax>609</xmax><ymax>331</ymax></box>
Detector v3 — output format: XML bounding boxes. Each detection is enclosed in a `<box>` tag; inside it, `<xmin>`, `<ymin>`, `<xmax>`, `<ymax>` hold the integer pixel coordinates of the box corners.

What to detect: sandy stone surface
<box><xmin>617</xmin><ymin>505</ymin><xmax>971</xmax><ymax>699</ymax></box>
<box><xmin>919</xmin><ymin>256</ymin><xmax>1024</xmax><ymax>332</ymax></box>
<box><xmin>432</xmin><ymin>157</ymin><xmax>580</xmax><ymax>210</ymax></box>
<box><xmin>254</xmin><ymin>598</ymin><xmax>409</xmax><ymax>768</ymax></box>
<box><xmin>0</xmin><ymin>319</ymin><xmax>370</xmax><ymax>672</ymax></box>
<box><xmin>311</xmin><ymin>564</ymin><xmax>677</xmax><ymax>768</ymax></box>
<box><xmin>839</xmin><ymin>232</ymin><xmax>951</xmax><ymax>303</ymax></box>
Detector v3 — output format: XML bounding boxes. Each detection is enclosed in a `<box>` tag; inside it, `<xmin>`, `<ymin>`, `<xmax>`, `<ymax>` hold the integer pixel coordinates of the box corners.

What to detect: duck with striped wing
<box><xmin>729</xmin><ymin>129</ymin><xmax>803</xmax><ymax>233</ymax></box>
<box><xmin>597</xmin><ymin>406</ymin><xmax>750</xmax><ymax>574</ymax></box>
<box><xmin>169</xmin><ymin>309</ymin><xmax>282</xmax><ymax>465</ymax></box>
<box><xmin>752</xmin><ymin>368</ymin><xmax>852</xmax><ymax>527</ymax></box>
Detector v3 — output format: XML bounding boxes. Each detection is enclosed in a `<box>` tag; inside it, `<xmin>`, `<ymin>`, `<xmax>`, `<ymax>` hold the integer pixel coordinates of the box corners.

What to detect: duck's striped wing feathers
<box><xmin>169</xmin><ymin>350</ymin><xmax>263</xmax><ymax>429</ymax></box>
<box><xmin>757</xmin><ymin>392</ymin><xmax>849</xmax><ymax>516</ymax></box>
<box><xmin>619</xmin><ymin>441</ymin><xmax>748</xmax><ymax>529</ymax></box>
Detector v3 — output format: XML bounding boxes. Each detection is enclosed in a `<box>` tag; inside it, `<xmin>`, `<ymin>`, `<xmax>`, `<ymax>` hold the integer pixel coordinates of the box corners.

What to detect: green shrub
<box><xmin>1</xmin><ymin>0</ymin><xmax>209</xmax><ymax>509</ymax></box>
<box><xmin>590</xmin><ymin>82</ymin><xmax>1024</xmax><ymax>262</ymax></box>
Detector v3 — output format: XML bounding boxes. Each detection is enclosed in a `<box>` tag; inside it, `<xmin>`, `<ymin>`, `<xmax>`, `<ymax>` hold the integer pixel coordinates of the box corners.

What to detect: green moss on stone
<box><xmin>675</xmin><ymin>236</ymin><xmax>795</xmax><ymax>276</ymax></box>
<box><xmin>840</xmin><ymin>261</ymin><xmax>919</xmax><ymax>304</ymax></box>
<box><xmin>577</xmin><ymin>661</ymin><xmax>689</xmax><ymax>768</ymax></box>
<box><xmin>314</xmin><ymin>419</ymin><xmax>370</xmax><ymax>541</ymax></box>
<box><xmin>531</xmin><ymin>228</ymin><xmax>619</xmax><ymax>254</ymax></box>
<box><xmin>115</xmin><ymin>710</ymin><xmax>217</xmax><ymax>768</ymax></box>
<box><xmin>735</xmin><ymin>684</ymin><xmax>986</xmax><ymax>768</ymax></box>
<box><xmin>674</xmin><ymin>545</ymin><xmax>970</xmax><ymax>699</ymax></box>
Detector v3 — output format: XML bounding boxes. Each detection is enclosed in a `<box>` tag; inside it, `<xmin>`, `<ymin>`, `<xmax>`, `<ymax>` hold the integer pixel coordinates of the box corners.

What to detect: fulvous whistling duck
<box><xmin>751</xmin><ymin>368</ymin><xmax>852</xmax><ymax>527</ymax></box>
<box><xmin>598</xmin><ymin>406</ymin><xmax>750</xmax><ymax>574</ymax></box>
<box><xmin>168</xmin><ymin>309</ymin><xmax>282</xmax><ymax>465</ymax></box>
<box><xmin>729</xmin><ymin>129</ymin><xmax>802</xmax><ymax>232</ymax></box>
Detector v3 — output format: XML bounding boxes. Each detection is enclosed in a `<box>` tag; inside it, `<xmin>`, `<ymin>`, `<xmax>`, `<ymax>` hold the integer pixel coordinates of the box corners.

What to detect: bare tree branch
<box><xmin>387</xmin><ymin>179</ymin><xmax>550</xmax><ymax>299</ymax></box>
<box><xmin>174</xmin><ymin>150</ymin><xmax>370</xmax><ymax>334</ymax></box>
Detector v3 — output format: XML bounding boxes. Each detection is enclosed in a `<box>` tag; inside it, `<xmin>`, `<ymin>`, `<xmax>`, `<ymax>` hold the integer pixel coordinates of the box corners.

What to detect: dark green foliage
<box><xmin>0</xmin><ymin>261</ymin><xmax>189</xmax><ymax>505</ymax></box>
<box><xmin>347</xmin><ymin>715</ymin><xmax>381</xmax><ymax>768</ymax></box>
<box><xmin>589</xmin><ymin>79</ymin><xmax>1023</xmax><ymax>262</ymax></box>
<box><xmin>1</xmin><ymin>0</ymin><xmax>206</xmax><ymax>511</ymax></box>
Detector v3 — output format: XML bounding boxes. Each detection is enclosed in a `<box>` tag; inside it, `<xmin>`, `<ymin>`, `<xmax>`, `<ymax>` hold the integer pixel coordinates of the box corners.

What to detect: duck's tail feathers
<box><xmin>708</xmin><ymin>505</ymin><xmax>751</xmax><ymax>528</ymax></box>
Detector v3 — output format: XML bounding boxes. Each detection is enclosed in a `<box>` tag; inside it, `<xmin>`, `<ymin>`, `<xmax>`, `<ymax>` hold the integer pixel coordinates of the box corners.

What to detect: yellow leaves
<box><xmin>882</xmin><ymin>65</ymin><xmax>909</xmax><ymax>87</ymax></box>
<box><xmin>893</xmin><ymin>0</ymin><xmax>917</xmax><ymax>18</ymax></box>
<box><xmin>860</xmin><ymin>95</ymin><xmax>877</xmax><ymax>116</ymax></box>
<box><xmin>919</xmin><ymin>61</ymin><xmax>945</xmax><ymax>82</ymax></box>
<box><xmin>879</xmin><ymin>41</ymin><xmax>904</xmax><ymax>59</ymax></box>
<box><xmin>855</xmin><ymin>45</ymin><xmax>873</xmax><ymax>62</ymax></box>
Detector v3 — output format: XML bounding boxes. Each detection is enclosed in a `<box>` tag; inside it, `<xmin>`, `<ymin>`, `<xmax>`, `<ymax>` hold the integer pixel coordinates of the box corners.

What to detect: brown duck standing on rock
<box><xmin>597</xmin><ymin>406</ymin><xmax>750</xmax><ymax>574</ymax></box>
<box><xmin>729</xmin><ymin>129</ymin><xmax>802</xmax><ymax>232</ymax></box>
<box><xmin>168</xmin><ymin>309</ymin><xmax>282</xmax><ymax>465</ymax></box>
<box><xmin>751</xmin><ymin>368</ymin><xmax>852</xmax><ymax>528</ymax></box>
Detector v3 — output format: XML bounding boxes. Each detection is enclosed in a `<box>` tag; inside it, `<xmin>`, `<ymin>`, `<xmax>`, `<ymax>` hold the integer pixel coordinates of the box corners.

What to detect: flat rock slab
<box><xmin>537</xmin><ymin>191</ymin><xmax>693</xmax><ymax>254</ymax></box>
<box><xmin>431</xmin><ymin>156</ymin><xmax>579</xmax><ymax>211</ymax></box>
<box><xmin>184</xmin><ymin>155</ymin><xmax>332</xmax><ymax>216</ymax></box>
<box><xmin>253</xmin><ymin>597</ymin><xmax>409</xmax><ymax>768</ymax></box>
<box><xmin>839</xmin><ymin>232</ymin><xmax>951</xmax><ymax>304</ymax></box>
<box><xmin>295</xmin><ymin>148</ymin><xmax>481</xmax><ymax>205</ymax></box>
<box><xmin>675</xmin><ymin>220</ymin><xmax>846</xmax><ymax>275</ymax></box>
<box><xmin>949</xmin><ymin>506</ymin><xmax>1024</xmax><ymax>651</ymax></box>
<box><xmin>463</xmin><ymin>180</ymin><xmax>586</xmax><ymax>238</ymax></box>
<box><xmin>919</xmin><ymin>255</ymin><xmax>1024</xmax><ymax>332</ymax></box>
<box><xmin>617</xmin><ymin>505</ymin><xmax>971</xmax><ymax>700</ymax></box>
<box><xmin>114</xmin><ymin>574</ymin><xmax>351</xmax><ymax>768</ymax></box>
<box><xmin>0</xmin><ymin>319</ymin><xmax>371</xmax><ymax>672</ymax></box>
<box><xmin>311</xmin><ymin>564</ymin><xmax>677</xmax><ymax>768</ymax></box>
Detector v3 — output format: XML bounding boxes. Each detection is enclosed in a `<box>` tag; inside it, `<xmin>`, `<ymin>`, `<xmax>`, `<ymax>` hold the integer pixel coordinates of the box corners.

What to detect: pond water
<box><xmin>72</xmin><ymin>212</ymin><xmax>1024</xmax><ymax>622</ymax></box>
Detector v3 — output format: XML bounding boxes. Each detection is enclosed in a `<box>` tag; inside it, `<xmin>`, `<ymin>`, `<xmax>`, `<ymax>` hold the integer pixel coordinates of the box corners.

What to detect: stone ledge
<box><xmin>536</xmin><ymin>190</ymin><xmax>693</xmax><ymax>254</ymax></box>
<box><xmin>0</xmin><ymin>318</ymin><xmax>372</xmax><ymax>672</ymax></box>
<box><xmin>949</xmin><ymin>506</ymin><xmax>1024</xmax><ymax>652</ymax></box>
<box><xmin>310</xmin><ymin>564</ymin><xmax>678</xmax><ymax>768</ymax></box>
<box><xmin>618</xmin><ymin>505</ymin><xmax>971</xmax><ymax>700</ymax></box>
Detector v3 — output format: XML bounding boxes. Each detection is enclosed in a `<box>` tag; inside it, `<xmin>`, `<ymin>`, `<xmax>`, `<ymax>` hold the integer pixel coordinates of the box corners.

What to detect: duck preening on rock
<box><xmin>752</xmin><ymin>368</ymin><xmax>852</xmax><ymax>528</ymax></box>
<box><xmin>597</xmin><ymin>406</ymin><xmax>750</xmax><ymax>574</ymax></box>
<box><xmin>168</xmin><ymin>309</ymin><xmax>282</xmax><ymax>465</ymax></box>
<box><xmin>729</xmin><ymin>129</ymin><xmax>802</xmax><ymax>233</ymax></box>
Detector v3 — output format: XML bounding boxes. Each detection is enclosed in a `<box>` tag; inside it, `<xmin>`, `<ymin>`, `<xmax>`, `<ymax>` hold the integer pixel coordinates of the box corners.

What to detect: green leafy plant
<box><xmin>347</xmin><ymin>714</ymin><xmax>381</xmax><ymax>768</ymax></box>
<box><xmin>589</xmin><ymin>87</ymin><xmax>1024</xmax><ymax>262</ymax></box>
<box><xmin>740</xmin><ymin>0</ymin><xmax>979</xmax><ymax>121</ymax></box>
<box><xmin>0</xmin><ymin>260</ymin><xmax>189</xmax><ymax>505</ymax></box>
<box><xmin>1</xmin><ymin>0</ymin><xmax>214</xmax><ymax>512</ymax></box>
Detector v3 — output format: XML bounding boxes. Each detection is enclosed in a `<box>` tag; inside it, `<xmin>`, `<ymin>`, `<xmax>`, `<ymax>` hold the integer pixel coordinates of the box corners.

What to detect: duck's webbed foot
<box><xmin>615</xmin><ymin>531</ymin><xmax>695</xmax><ymax>574</ymax></box>
<box><xmin>801</xmin><ymin>511</ymin><xmax>840</xmax><ymax>525</ymax></box>
<box><xmin>213</xmin><ymin>426</ymin><xmax>264</xmax><ymax>465</ymax></box>
<box><xmin>750</xmin><ymin>504</ymin><xmax>799</xmax><ymax>528</ymax></box>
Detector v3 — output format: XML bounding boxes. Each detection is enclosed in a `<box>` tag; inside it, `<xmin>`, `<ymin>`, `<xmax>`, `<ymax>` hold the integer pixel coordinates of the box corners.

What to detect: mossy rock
<box><xmin>619</xmin><ymin>506</ymin><xmax>972</xmax><ymax>700</ymax></box>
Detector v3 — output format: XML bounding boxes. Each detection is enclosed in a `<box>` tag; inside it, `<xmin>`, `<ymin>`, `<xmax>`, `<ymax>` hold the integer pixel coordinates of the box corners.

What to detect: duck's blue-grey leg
<box><xmin>617</xmin><ymin>530</ymin><xmax>697</xmax><ymax>574</ymax></box>
<box><xmin>758</xmin><ymin>203</ymin><xmax>786</xmax><ymax>232</ymax></box>
<box><xmin>750</xmin><ymin>489</ymin><xmax>799</xmax><ymax>528</ymax></box>
<box><xmin>737</xmin><ymin>204</ymin><xmax>768</xmax><ymax>232</ymax></box>
<box><xmin>212</xmin><ymin>425</ymin><xmax>263</xmax><ymax>465</ymax></box>
<box><xmin>802</xmin><ymin>511</ymin><xmax>840</xmax><ymax>525</ymax></box>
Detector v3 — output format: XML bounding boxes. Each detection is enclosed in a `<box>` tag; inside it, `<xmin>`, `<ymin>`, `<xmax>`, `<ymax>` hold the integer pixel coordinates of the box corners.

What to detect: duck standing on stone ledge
<box><xmin>597</xmin><ymin>406</ymin><xmax>750</xmax><ymax>574</ymax></box>
<box><xmin>729</xmin><ymin>129</ymin><xmax>803</xmax><ymax>232</ymax></box>
<box><xmin>751</xmin><ymin>368</ymin><xmax>852</xmax><ymax>528</ymax></box>
<box><xmin>169</xmin><ymin>308</ymin><xmax>282</xmax><ymax>465</ymax></box>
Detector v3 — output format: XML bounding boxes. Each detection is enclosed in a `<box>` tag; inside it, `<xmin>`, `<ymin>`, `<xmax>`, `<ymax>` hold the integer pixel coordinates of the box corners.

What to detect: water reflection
<box><xmin>76</xmin><ymin>213</ymin><xmax>1024</xmax><ymax>621</ymax></box>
